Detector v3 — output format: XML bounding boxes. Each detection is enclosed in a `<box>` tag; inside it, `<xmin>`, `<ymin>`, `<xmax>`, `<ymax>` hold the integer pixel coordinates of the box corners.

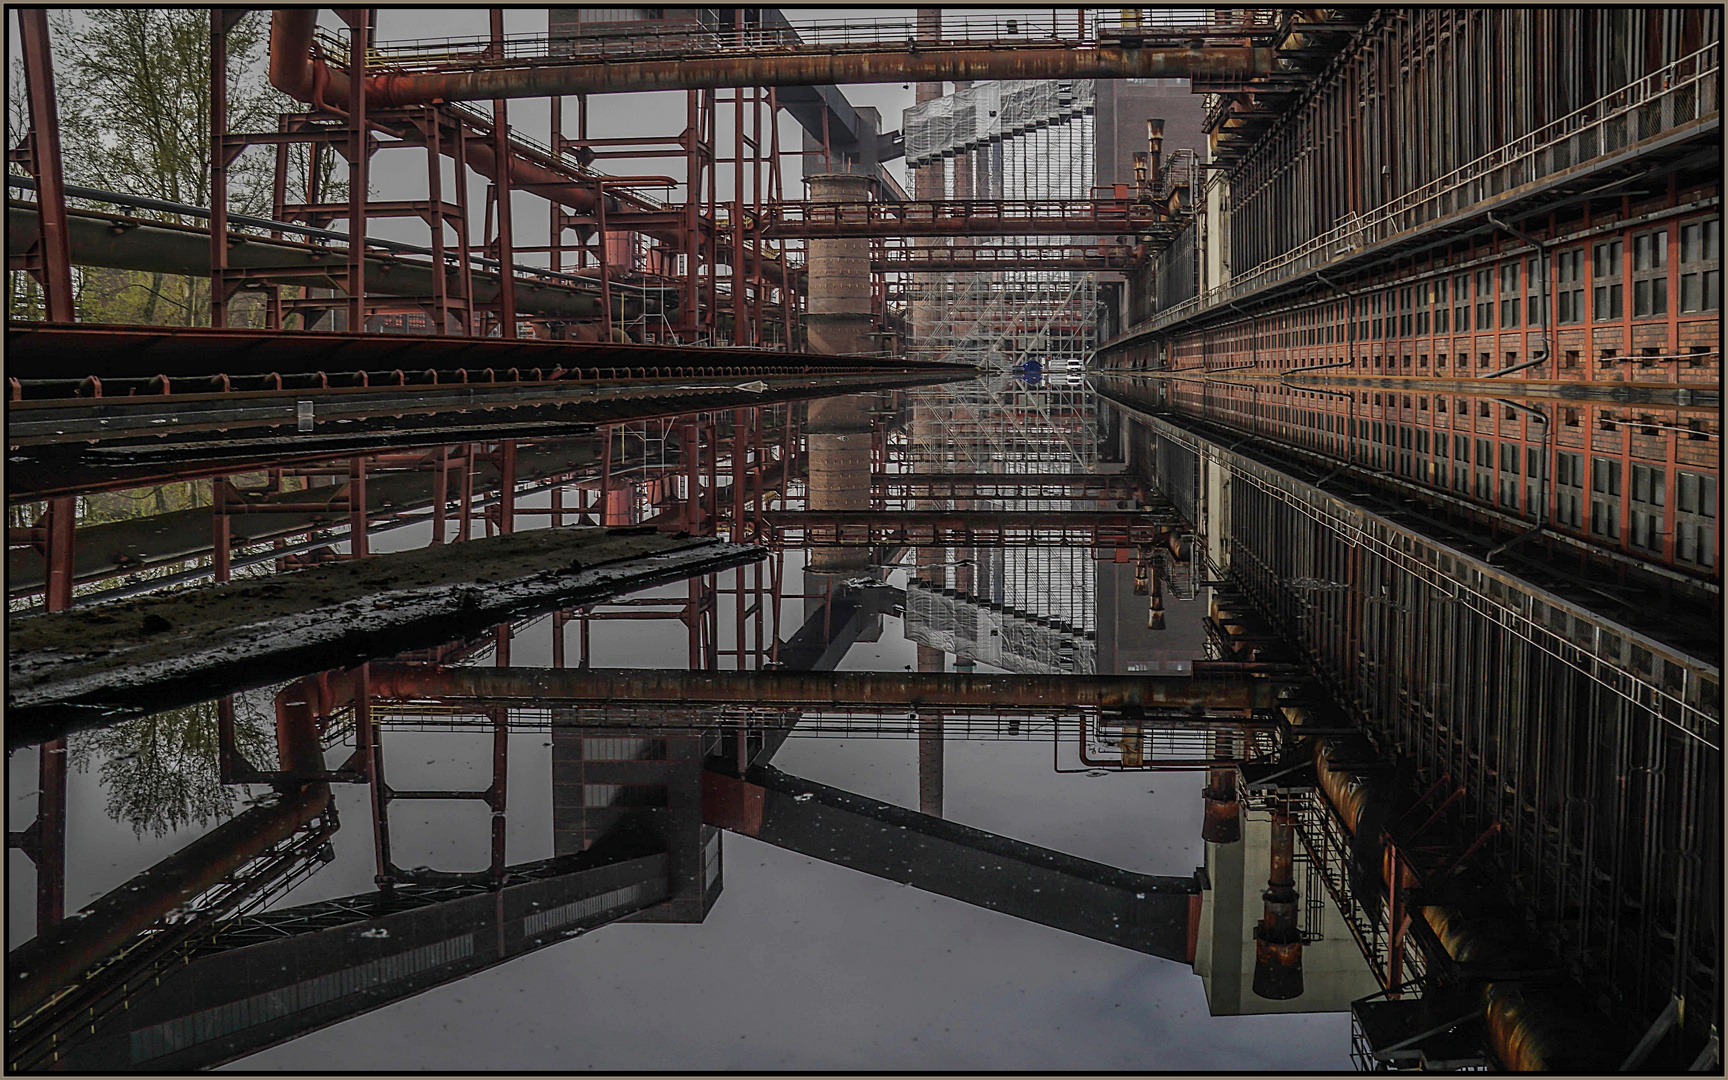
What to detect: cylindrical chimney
<box><xmin>1252</xmin><ymin>793</ymin><xmax>1305</xmax><ymax>1000</ymax></box>
<box><xmin>1147</xmin><ymin>118</ymin><xmax>1165</xmax><ymax>195</ymax></box>
<box><xmin>1201</xmin><ymin>737</ymin><xmax>1241</xmax><ymax>843</ymax></box>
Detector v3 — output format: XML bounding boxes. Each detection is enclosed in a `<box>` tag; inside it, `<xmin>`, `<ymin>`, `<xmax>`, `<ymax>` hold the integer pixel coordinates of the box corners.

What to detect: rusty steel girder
<box><xmin>270</xmin><ymin>6</ymin><xmax>1275</xmax><ymax>107</ymax></box>
<box><xmin>762</xmin><ymin>508</ymin><xmax>1181</xmax><ymax>548</ymax></box>
<box><xmin>763</xmin><ymin>199</ymin><xmax>1172</xmax><ymax>239</ymax></box>
<box><xmin>366</xmin><ymin>664</ymin><xmax>1294</xmax><ymax>713</ymax></box>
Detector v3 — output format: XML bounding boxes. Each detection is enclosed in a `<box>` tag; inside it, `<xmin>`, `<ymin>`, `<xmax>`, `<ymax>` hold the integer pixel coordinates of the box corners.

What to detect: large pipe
<box><xmin>1251</xmin><ymin>792</ymin><xmax>1304</xmax><ymax>1000</ymax></box>
<box><xmin>270</xmin><ymin>10</ymin><xmax>604</xmax><ymax>225</ymax></box>
<box><xmin>366</xmin><ymin>664</ymin><xmax>1290</xmax><ymax>712</ymax></box>
<box><xmin>6</xmin><ymin>203</ymin><xmax>619</xmax><ymax>318</ymax></box>
<box><xmin>1312</xmin><ymin>739</ymin><xmax>1614</xmax><ymax>1071</ymax></box>
<box><xmin>270</xmin><ymin>12</ymin><xmax>1273</xmax><ymax>108</ymax></box>
<box><xmin>366</xmin><ymin>46</ymin><xmax>1275</xmax><ymax>105</ymax></box>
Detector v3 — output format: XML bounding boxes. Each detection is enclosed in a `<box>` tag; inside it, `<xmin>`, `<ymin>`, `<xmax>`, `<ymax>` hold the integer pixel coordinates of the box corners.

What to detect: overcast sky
<box><xmin>10</xmin><ymin>537</ymin><xmax>1353</xmax><ymax>1072</ymax></box>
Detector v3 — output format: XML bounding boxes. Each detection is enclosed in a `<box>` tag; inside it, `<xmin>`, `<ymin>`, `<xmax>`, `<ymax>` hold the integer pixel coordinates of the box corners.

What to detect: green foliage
<box><xmin>70</xmin><ymin>698</ymin><xmax>277</xmax><ymax>839</ymax></box>
<box><xmin>52</xmin><ymin>9</ymin><xmax>283</xmax><ymax>213</ymax></box>
<box><xmin>9</xmin><ymin>11</ymin><xmax>342</xmax><ymax>328</ymax></box>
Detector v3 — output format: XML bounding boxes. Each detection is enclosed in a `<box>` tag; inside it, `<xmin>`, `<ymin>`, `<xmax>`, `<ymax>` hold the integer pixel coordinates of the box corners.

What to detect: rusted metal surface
<box><xmin>272</xmin><ymin>9</ymin><xmax>1275</xmax><ymax>107</ymax></box>
<box><xmin>7</xmin><ymin>767</ymin><xmax>331</xmax><ymax>1024</ymax></box>
<box><xmin>5</xmin><ymin>203</ymin><xmax>613</xmax><ymax>319</ymax></box>
<box><xmin>764</xmin><ymin>508</ymin><xmax>1182</xmax><ymax>547</ymax></box>
<box><xmin>763</xmin><ymin>198</ymin><xmax>1172</xmax><ymax>238</ymax></box>
<box><xmin>365</xmin><ymin>663</ymin><xmax>1293</xmax><ymax>712</ymax></box>
<box><xmin>1251</xmin><ymin>792</ymin><xmax>1304</xmax><ymax>1000</ymax></box>
<box><xmin>11</xmin><ymin>9</ymin><xmax>74</xmax><ymax>323</ymax></box>
<box><xmin>4</xmin><ymin>323</ymin><xmax>965</xmax><ymax>387</ymax></box>
<box><xmin>873</xmin><ymin>242</ymin><xmax>1148</xmax><ymax>271</ymax></box>
<box><xmin>6</xmin><ymin>530</ymin><xmax>764</xmax><ymax>747</ymax></box>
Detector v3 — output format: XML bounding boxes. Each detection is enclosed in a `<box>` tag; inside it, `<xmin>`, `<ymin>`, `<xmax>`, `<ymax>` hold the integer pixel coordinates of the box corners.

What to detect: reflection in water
<box><xmin>6</xmin><ymin>379</ymin><xmax>1715</xmax><ymax>1073</ymax></box>
<box><xmin>70</xmin><ymin>700</ymin><xmax>275</xmax><ymax>839</ymax></box>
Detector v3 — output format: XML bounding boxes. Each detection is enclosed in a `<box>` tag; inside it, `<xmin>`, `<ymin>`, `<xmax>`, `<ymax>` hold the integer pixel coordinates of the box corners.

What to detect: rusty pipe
<box><xmin>268</xmin><ymin>4</ymin><xmax>1269</xmax><ymax>108</ymax></box>
<box><xmin>1251</xmin><ymin>792</ymin><xmax>1304</xmax><ymax>1000</ymax></box>
<box><xmin>364</xmin><ymin>47</ymin><xmax>1273</xmax><ymax>105</ymax></box>
<box><xmin>1147</xmin><ymin>118</ymin><xmax>1164</xmax><ymax>193</ymax></box>
<box><xmin>269</xmin><ymin>10</ymin><xmax>608</xmax><ymax>221</ymax></box>
<box><xmin>366</xmin><ymin>664</ymin><xmax>1287</xmax><ymax>712</ymax></box>
<box><xmin>1201</xmin><ymin>736</ymin><xmax>1241</xmax><ymax>843</ymax></box>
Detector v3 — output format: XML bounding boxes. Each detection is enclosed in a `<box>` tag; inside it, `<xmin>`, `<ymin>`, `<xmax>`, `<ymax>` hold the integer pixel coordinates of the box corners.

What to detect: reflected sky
<box><xmin>8</xmin><ymin>384</ymin><xmax>1361</xmax><ymax>1072</ymax></box>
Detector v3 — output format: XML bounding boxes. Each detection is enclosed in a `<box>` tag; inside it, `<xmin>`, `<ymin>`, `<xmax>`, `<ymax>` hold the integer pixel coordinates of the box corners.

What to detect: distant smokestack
<box><xmin>1147</xmin><ymin>118</ymin><xmax>1165</xmax><ymax>195</ymax></box>
<box><xmin>1201</xmin><ymin>739</ymin><xmax>1241</xmax><ymax>843</ymax></box>
<box><xmin>1252</xmin><ymin>793</ymin><xmax>1305</xmax><ymax>1000</ymax></box>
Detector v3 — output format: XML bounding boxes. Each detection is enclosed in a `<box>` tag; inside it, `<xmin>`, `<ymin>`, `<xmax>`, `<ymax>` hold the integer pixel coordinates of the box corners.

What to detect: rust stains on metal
<box><xmin>365</xmin><ymin>663</ymin><xmax>1294</xmax><ymax>712</ymax></box>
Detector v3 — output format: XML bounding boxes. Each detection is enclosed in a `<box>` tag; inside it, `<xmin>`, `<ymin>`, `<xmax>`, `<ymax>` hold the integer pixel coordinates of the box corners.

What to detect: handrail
<box><xmin>328</xmin><ymin>11</ymin><xmax>1282</xmax><ymax>74</ymax></box>
<box><xmin>1115</xmin><ymin>42</ymin><xmax>1721</xmax><ymax>341</ymax></box>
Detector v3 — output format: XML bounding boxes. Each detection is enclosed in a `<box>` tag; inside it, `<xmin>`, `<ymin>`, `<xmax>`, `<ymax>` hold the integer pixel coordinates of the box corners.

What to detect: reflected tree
<box><xmin>70</xmin><ymin>698</ymin><xmax>275</xmax><ymax>838</ymax></box>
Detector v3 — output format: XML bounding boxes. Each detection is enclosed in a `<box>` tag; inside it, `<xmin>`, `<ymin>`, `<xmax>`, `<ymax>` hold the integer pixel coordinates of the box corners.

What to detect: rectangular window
<box><xmin>1594</xmin><ymin>239</ymin><xmax>1624</xmax><ymax>320</ymax></box>
<box><xmin>1630</xmin><ymin>463</ymin><xmax>1668</xmax><ymax>553</ymax></box>
<box><xmin>1555</xmin><ymin>451</ymin><xmax>1585</xmax><ymax>528</ymax></box>
<box><xmin>1678</xmin><ymin>217</ymin><xmax>1722</xmax><ymax>313</ymax></box>
<box><xmin>1632</xmin><ymin>230</ymin><xmax>1668</xmax><ymax>317</ymax></box>
<box><xmin>1527</xmin><ymin>258</ymin><xmax>1545</xmax><ymax>324</ymax></box>
<box><xmin>582</xmin><ymin>737</ymin><xmax>669</xmax><ymax>762</ymax></box>
<box><xmin>1476</xmin><ymin>268</ymin><xmax>1495</xmax><ymax>328</ymax></box>
<box><xmin>1555</xmin><ymin>248</ymin><xmax>1586</xmax><ymax>323</ymax></box>
<box><xmin>1675</xmin><ymin>470</ymin><xmax>1717</xmax><ymax>567</ymax></box>
<box><xmin>1500</xmin><ymin>261</ymin><xmax>1521</xmax><ymax>327</ymax></box>
<box><xmin>1454</xmin><ymin>272</ymin><xmax>1470</xmax><ymax>332</ymax></box>
<box><xmin>1590</xmin><ymin>456</ymin><xmax>1622</xmax><ymax>540</ymax></box>
<box><xmin>583</xmin><ymin>784</ymin><xmax>671</xmax><ymax>809</ymax></box>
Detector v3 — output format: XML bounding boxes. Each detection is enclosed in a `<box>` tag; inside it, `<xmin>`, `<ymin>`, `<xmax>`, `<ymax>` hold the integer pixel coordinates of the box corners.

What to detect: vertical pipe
<box><xmin>488</xmin><ymin>8</ymin><xmax>518</xmax><ymax>338</ymax></box>
<box><xmin>209</xmin><ymin>10</ymin><xmax>233</xmax><ymax>328</ymax></box>
<box><xmin>1253</xmin><ymin>791</ymin><xmax>1304</xmax><ymax>999</ymax></box>
<box><xmin>348</xmin><ymin>456</ymin><xmax>368</xmax><ymax>557</ymax></box>
<box><xmin>212</xmin><ymin>479</ymin><xmax>232</xmax><ymax>583</ymax></box>
<box><xmin>343</xmin><ymin>10</ymin><xmax>370</xmax><ymax>333</ymax></box>
<box><xmin>431</xmin><ymin>446</ymin><xmax>448</xmax><ymax>542</ymax></box>
<box><xmin>17</xmin><ymin>8</ymin><xmax>74</xmax><ymax>323</ymax></box>
<box><xmin>498</xmin><ymin>439</ymin><xmax>517</xmax><ymax>534</ymax></box>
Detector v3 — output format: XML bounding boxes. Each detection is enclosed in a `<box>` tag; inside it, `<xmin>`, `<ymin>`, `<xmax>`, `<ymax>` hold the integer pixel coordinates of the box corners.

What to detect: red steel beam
<box><xmin>762</xmin><ymin>199</ymin><xmax>1173</xmax><ymax>238</ymax></box>
<box><xmin>14</xmin><ymin>9</ymin><xmax>74</xmax><ymax>322</ymax></box>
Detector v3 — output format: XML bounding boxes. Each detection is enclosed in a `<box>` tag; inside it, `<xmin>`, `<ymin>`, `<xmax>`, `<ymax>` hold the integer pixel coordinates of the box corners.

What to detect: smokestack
<box><xmin>1147</xmin><ymin>560</ymin><xmax>1165</xmax><ymax>630</ymax></box>
<box><xmin>1147</xmin><ymin>118</ymin><xmax>1165</xmax><ymax>195</ymax></box>
<box><xmin>1252</xmin><ymin>793</ymin><xmax>1305</xmax><ymax>1000</ymax></box>
<box><xmin>1202</xmin><ymin>738</ymin><xmax>1241</xmax><ymax>843</ymax></box>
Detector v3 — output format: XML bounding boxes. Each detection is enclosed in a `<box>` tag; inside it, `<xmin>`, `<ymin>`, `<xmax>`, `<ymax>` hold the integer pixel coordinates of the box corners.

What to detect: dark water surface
<box><xmin>8</xmin><ymin>383</ymin><xmax>1366</xmax><ymax>1071</ymax></box>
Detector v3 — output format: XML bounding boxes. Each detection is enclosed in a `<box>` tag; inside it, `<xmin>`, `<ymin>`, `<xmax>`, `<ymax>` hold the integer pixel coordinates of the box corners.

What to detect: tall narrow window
<box><xmin>1675</xmin><ymin>470</ymin><xmax>1718</xmax><ymax>568</ymax></box>
<box><xmin>1500</xmin><ymin>261</ymin><xmax>1521</xmax><ymax>328</ymax></box>
<box><xmin>1632</xmin><ymin>229</ymin><xmax>1668</xmax><ymax>317</ymax></box>
<box><xmin>1476</xmin><ymin>268</ymin><xmax>1494</xmax><ymax>329</ymax></box>
<box><xmin>1629</xmin><ymin>464</ymin><xmax>1668</xmax><ymax>554</ymax></box>
<box><xmin>1590</xmin><ymin>457</ymin><xmax>1622</xmax><ymax>540</ymax></box>
<box><xmin>1555</xmin><ymin>452</ymin><xmax>1584</xmax><ymax>528</ymax></box>
<box><xmin>1556</xmin><ymin>248</ymin><xmax>1585</xmax><ymax>322</ymax></box>
<box><xmin>1593</xmin><ymin>238</ymin><xmax>1624</xmax><ymax>320</ymax></box>
<box><xmin>1453</xmin><ymin>273</ymin><xmax>1470</xmax><ymax>332</ymax></box>
<box><xmin>1679</xmin><ymin>217</ymin><xmax>1721</xmax><ymax>313</ymax></box>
